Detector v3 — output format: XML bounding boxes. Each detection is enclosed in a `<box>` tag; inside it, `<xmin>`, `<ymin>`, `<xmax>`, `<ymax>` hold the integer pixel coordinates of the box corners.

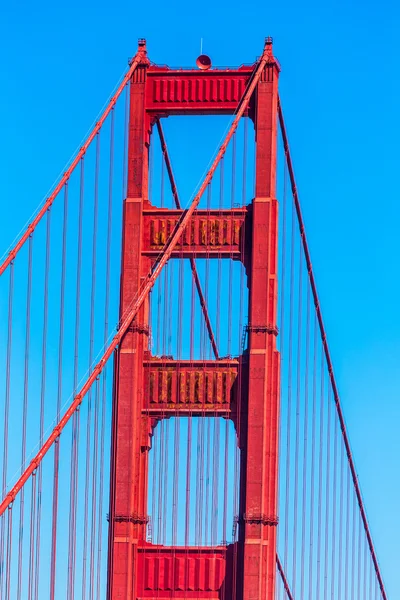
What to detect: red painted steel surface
<box><xmin>108</xmin><ymin>39</ymin><xmax>280</xmax><ymax>600</ymax></box>
<box><xmin>136</xmin><ymin>545</ymin><xmax>234</xmax><ymax>598</ymax></box>
<box><xmin>145</xmin><ymin>66</ymin><xmax>255</xmax><ymax>116</ymax></box>
<box><xmin>143</xmin><ymin>358</ymin><xmax>239</xmax><ymax>417</ymax></box>
<box><xmin>142</xmin><ymin>205</ymin><xmax>248</xmax><ymax>260</ymax></box>
<box><xmin>240</xmin><ymin>57</ymin><xmax>280</xmax><ymax>600</ymax></box>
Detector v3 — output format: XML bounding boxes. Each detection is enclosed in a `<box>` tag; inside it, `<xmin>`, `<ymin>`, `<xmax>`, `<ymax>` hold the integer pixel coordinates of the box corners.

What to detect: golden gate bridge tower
<box><xmin>0</xmin><ymin>37</ymin><xmax>388</xmax><ymax>600</ymax></box>
<box><xmin>107</xmin><ymin>37</ymin><xmax>280</xmax><ymax>600</ymax></box>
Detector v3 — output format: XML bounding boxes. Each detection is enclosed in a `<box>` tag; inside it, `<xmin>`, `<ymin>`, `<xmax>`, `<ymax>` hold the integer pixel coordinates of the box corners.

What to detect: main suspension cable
<box><xmin>278</xmin><ymin>98</ymin><xmax>387</xmax><ymax>600</ymax></box>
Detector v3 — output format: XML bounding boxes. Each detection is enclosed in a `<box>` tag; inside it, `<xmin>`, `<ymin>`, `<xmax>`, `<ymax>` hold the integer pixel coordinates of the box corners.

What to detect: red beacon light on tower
<box><xmin>196</xmin><ymin>54</ymin><xmax>212</xmax><ymax>70</ymax></box>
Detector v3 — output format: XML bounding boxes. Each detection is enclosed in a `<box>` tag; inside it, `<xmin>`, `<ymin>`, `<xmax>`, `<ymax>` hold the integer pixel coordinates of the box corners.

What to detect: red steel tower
<box><xmin>107</xmin><ymin>38</ymin><xmax>280</xmax><ymax>600</ymax></box>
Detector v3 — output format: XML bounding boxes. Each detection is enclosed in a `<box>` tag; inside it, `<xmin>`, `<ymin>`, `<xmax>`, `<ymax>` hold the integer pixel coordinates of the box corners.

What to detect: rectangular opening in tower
<box><xmin>149</xmin><ymin>258</ymin><xmax>248</xmax><ymax>361</ymax></box>
<box><xmin>147</xmin><ymin>416</ymin><xmax>240</xmax><ymax>547</ymax></box>
<box><xmin>149</xmin><ymin>115</ymin><xmax>256</xmax><ymax>210</ymax></box>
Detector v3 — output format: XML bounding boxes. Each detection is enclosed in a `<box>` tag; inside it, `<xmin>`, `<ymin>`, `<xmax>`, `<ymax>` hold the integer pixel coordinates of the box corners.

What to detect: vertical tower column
<box><xmin>108</xmin><ymin>46</ymin><xmax>152</xmax><ymax>600</ymax></box>
<box><xmin>242</xmin><ymin>48</ymin><xmax>280</xmax><ymax>600</ymax></box>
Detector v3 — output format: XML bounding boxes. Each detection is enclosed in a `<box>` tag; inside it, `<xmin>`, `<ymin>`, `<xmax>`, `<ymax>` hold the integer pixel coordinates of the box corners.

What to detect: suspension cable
<box><xmin>278</xmin><ymin>99</ymin><xmax>387</xmax><ymax>600</ymax></box>
<box><xmin>0</xmin><ymin>48</ymin><xmax>145</xmax><ymax>277</ymax></box>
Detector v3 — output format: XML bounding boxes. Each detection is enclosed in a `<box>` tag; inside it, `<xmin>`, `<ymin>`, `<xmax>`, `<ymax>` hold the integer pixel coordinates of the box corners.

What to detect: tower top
<box><xmin>135</xmin><ymin>36</ymin><xmax>278</xmax><ymax>70</ymax></box>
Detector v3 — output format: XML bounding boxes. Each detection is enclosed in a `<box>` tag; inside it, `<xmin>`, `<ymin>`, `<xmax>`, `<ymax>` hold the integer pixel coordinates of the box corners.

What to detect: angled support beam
<box><xmin>0</xmin><ymin>44</ymin><xmax>269</xmax><ymax>516</ymax></box>
<box><xmin>156</xmin><ymin>119</ymin><xmax>219</xmax><ymax>359</ymax></box>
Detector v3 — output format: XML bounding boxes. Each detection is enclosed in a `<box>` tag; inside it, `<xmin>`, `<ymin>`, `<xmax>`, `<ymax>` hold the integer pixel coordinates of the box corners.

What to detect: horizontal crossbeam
<box><xmin>146</xmin><ymin>65</ymin><xmax>255</xmax><ymax>116</ymax></box>
<box><xmin>143</xmin><ymin>358</ymin><xmax>239</xmax><ymax>417</ymax></box>
<box><xmin>136</xmin><ymin>544</ymin><xmax>231</xmax><ymax>595</ymax></box>
<box><xmin>142</xmin><ymin>207</ymin><xmax>248</xmax><ymax>259</ymax></box>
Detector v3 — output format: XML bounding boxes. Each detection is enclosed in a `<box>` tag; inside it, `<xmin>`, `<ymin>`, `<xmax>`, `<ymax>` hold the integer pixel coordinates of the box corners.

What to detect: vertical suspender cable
<box><xmin>83</xmin><ymin>132</ymin><xmax>101</xmax><ymax>599</ymax></box>
<box><xmin>315</xmin><ymin>354</ymin><xmax>325</xmax><ymax>599</ymax></box>
<box><xmin>151</xmin><ymin>423</ymin><xmax>158</xmax><ymax>541</ymax></box>
<box><xmin>123</xmin><ymin>84</ymin><xmax>129</xmax><ymax>200</ymax></box>
<box><xmin>17</xmin><ymin>234</ymin><xmax>33</xmax><ymax>600</ymax></box>
<box><xmin>331</xmin><ymin>409</ymin><xmax>338</xmax><ymax>598</ymax></box>
<box><xmin>357</xmin><ymin>507</ymin><xmax>362</xmax><ymax>600</ymax></box>
<box><xmin>283</xmin><ymin>201</ymin><xmax>296</xmax><ymax>573</ymax></box>
<box><xmin>96</xmin><ymin>106</ymin><xmax>115</xmax><ymax>599</ymax></box>
<box><xmin>0</xmin><ymin>261</ymin><xmax>15</xmax><ymax>596</ymax></box>
<box><xmin>216</xmin><ymin>158</ymin><xmax>224</xmax><ymax>348</ymax></box>
<box><xmin>170</xmin><ymin>409</ymin><xmax>179</xmax><ymax>553</ymax></box>
<box><xmin>161</xmin><ymin>143</ymin><xmax>165</xmax><ymax>208</ymax></box>
<box><xmin>163</xmin><ymin>414</ymin><xmax>169</xmax><ymax>545</ymax></box>
<box><xmin>345</xmin><ymin>469</ymin><xmax>350</xmax><ymax>597</ymax></box>
<box><xmin>370</xmin><ymin>550</ymin><xmax>374</xmax><ymax>600</ymax></box>
<box><xmin>299</xmin><ymin>281</ymin><xmax>310</xmax><ymax>599</ymax></box>
<box><xmin>89</xmin><ymin>122</ymin><xmax>106</xmax><ymax>595</ymax></box>
<box><xmin>351</xmin><ymin>488</ymin><xmax>356</xmax><ymax>600</ymax></box>
<box><xmin>204</xmin><ymin>418</ymin><xmax>211</xmax><ymax>546</ymax></box>
<box><xmin>184</xmin><ymin>271</ymin><xmax>196</xmax><ymax>546</ymax></box>
<box><xmin>156</xmin><ymin>239</ymin><xmax>162</xmax><ymax>354</ymax></box>
<box><xmin>27</xmin><ymin>472</ymin><xmax>37</xmax><ymax>600</ymax></box>
<box><xmin>212</xmin><ymin>418</ymin><xmax>220</xmax><ymax>546</ymax></box>
<box><xmin>205</xmin><ymin>183</ymin><xmax>212</xmax><ymax>361</ymax></box>
<box><xmin>89</xmin><ymin>378</ymin><xmax>100</xmax><ymax>600</ymax></box>
<box><xmin>158</xmin><ymin>420</ymin><xmax>165</xmax><ymax>544</ymax></box>
<box><xmin>279</xmin><ymin>145</ymin><xmax>288</xmax><ymax>350</ymax></box>
<box><xmin>223</xmin><ymin>131</ymin><xmax>236</xmax><ymax>547</ymax></box>
<box><xmin>4</xmin><ymin>507</ymin><xmax>12</xmax><ymax>600</ymax></box>
<box><xmin>212</xmin><ymin>161</ymin><xmax>224</xmax><ymax>546</ymax></box>
<box><xmin>363</xmin><ymin>527</ymin><xmax>368</xmax><ymax>599</ymax></box>
<box><xmin>204</xmin><ymin>183</ymin><xmax>212</xmax><ymax>545</ymax></box>
<box><xmin>291</xmin><ymin>239</ymin><xmax>302</xmax><ymax>593</ymax></box>
<box><xmin>67</xmin><ymin>156</ymin><xmax>85</xmax><ymax>600</ymax></box>
<box><xmin>172</xmin><ymin>250</ymin><xmax>184</xmax><ymax>545</ymax></box>
<box><xmin>278</xmin><ymin>140</ymin><xmax>288</xmax><ymax>600</ymax></box>
<box><xmin>163</xmin><ymin>260</ymin><xmax>170</xmax><ymax>548</ymax></box>
<box><xmin>50</xmin><ymin>181</ymin><xmax>69</xmax><ymax>600</ymax></box>
<box><xmin>308</xmin><ymin>315</ymin><xmax>318</xmax><ymax>596</ymax></box>
<box><xmin>242</xmin><ymin>117</ymin><xmax>248</xmax><ymax>204</ymax></box>
<box><xmin>337</xmin><ymin>438</ymin><xmax>345</xmax><ymax>599</ymax></box>
<box><xmin>34</xmin><ymin>208</ymin><xmax>51</xmax><ymax>600</ymax></box>
<box><xmin>148</xmin><ymin>125</ymin><xmax>154</xmax><ymax>203</ymax></box>
<box><xmin>323</xmin><ymin>386</ymin><xmax>331</xmax><ymax>600</ymax></box>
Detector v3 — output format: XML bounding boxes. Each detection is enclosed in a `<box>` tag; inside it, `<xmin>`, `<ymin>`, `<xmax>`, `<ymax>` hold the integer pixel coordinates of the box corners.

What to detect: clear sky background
<box><xmin>1</xmin><ymin>0</ymin><xmax>399</xmax><ymax>596</ymax></box>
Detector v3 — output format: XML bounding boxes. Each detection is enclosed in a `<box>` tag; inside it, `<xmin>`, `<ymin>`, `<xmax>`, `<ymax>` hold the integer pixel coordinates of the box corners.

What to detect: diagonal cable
<box><xmin>0</xmin><ymin>45</ymin><xmax>147</xmax><ymax>276</ymax></box>
<box><xmin>156</xmin><ymin>119</ymin><xmax>219</xmax><ymax>359</ymax></box>
<box><xmin>276</xmin><ymin>553</ymin><xmax>294</xmax><ymax>600</ymax></box>
<box><xmin>278</xmin><ymin>97</ymin><xmax>388</xmax><ymax>600</ymax></box>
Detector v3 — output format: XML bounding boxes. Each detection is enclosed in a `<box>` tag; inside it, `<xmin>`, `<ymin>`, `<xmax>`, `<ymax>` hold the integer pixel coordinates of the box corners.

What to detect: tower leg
<box><xmin>241</xmin><ymin>59</ymin><xmax>280</xmax><ymax>600</ymax></box>
<box><xmin>108</xmin><ymin>64</ymin><xmax>151</xmax><ymax>600</ymax></box>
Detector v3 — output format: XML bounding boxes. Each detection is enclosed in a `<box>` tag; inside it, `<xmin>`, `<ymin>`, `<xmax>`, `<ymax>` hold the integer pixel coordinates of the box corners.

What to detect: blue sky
<box><xmin>1</xmin><ymin>0</ymin><xmax>400</xmax><ymax>596</ymax></box>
